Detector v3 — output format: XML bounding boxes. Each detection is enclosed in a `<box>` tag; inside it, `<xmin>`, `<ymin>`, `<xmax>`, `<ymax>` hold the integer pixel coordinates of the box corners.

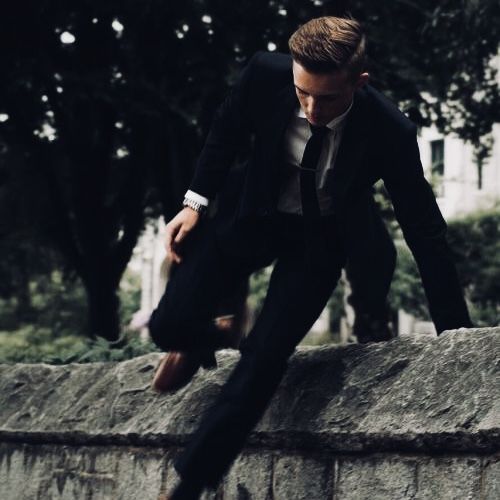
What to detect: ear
<box><xmin>354</xmin><ymin>72</ymin><xmax>370</xmax><ymax>90</ymax></box>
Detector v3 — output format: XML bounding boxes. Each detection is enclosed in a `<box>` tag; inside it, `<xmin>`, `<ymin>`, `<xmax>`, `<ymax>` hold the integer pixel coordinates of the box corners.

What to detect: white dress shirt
<box><xmin>185</xmin><ymin>100</ymin><xmax>353</xmax><ymax>215</ymax></box>
<box><xmin>277</xmin><ymin>100</ymin><xmax>353</xmax><ymax>215</ymax></box>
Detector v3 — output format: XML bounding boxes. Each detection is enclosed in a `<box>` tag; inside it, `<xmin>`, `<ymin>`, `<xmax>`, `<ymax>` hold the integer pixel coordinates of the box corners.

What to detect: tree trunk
<box><xmin>84</xmin><ymin>280</ymin><xmax>121</xmax><ymax>341</ymax></box>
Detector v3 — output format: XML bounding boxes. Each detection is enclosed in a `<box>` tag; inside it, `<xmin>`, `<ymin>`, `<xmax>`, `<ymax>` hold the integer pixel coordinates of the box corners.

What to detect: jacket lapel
<box><xmin>256</xmin><ymin>82</ymin><xmax>298</xmax><ymax>201</ymax></box>
<box><xmin>266</xmin><ymin>82</ymin><xmax>298</xmax><ymax>165</ymax></box>
<box><xmin>261</xmin><ymin>80</ymin><xmax>370</xmax><ymax>210</ymax></box>
<box><xmin>327</xmin><ymin>86</ymin><xmax>370</xmax><ymax>210</ymax></box>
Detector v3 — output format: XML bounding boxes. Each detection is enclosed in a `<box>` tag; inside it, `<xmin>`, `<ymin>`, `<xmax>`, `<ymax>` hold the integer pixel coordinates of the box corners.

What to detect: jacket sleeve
<box><xmin>188</xmin><ymin>52</ymin><xmax>262</xmax><ymax>201</ymax></box>
<box><xmin>382</xmin><ymin>125</ymin><xmax>473</xmax><ymax>334</ymax></box>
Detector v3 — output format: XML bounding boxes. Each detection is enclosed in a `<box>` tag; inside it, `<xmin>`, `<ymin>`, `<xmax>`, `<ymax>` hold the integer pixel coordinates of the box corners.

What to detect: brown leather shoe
<box><xmin>151</xmin><ymin>351</ymin><xmax>202</xmax><ymax>393</ymax></box>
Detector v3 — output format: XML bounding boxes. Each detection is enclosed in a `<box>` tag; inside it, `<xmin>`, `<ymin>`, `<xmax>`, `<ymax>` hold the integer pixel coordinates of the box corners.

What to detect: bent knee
<box><xmin>147</xmin><ymin>306</ymin><xmax>185</xmax><ymax>350</ymax></box>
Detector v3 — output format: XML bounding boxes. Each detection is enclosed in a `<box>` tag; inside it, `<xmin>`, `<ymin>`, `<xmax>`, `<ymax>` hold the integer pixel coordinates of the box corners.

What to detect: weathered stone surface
<box><xmin>415</xmin><ymin>456</ymin><xmax>482</xmax><ymax>499</ymax></box>
<box><xmin>165</xmin><ymin>454</ymin><xmax>221</xmax><ymax>500</ymax></box>
<box><xmin>334</xmin><ymin>454</ymin><xmax>490</xmax><ymax>500</ymax></box>
<box><xmin>0</xmin><ymin>328</ymin><xmax>497</xmax><ymax>453</ymax></box>
<box><xmin>336</xmin><ymin>455</ymin><xmax>418</xmax><ymax>499</ymax></box>
<box><xmin>482</xmin><ymin>457</ymin><xmax>500</xmax><ymax>500</ymax></box>
<box><xmin>0</xmin><ymin>443</ymin><xmax>168</xmax><ymax>499</ymax></box>
<box><xmin>2</xmin><ymin>443</ymin><xmax>496</xmax><ymax>499</ymax></box>
<box><xmin>0</xmin><ymin>327</ymin><xmax>498</xmax><ymax>499</ymax></box>
<box><xmin>272</xmin><ymin>454</ymin><xmax>333</xmax><ymax>499</ymax></box>
<box><xmin>223</xmin><ymin>452</ymin><xmax>273</xmax><ymax>499</ymax></box>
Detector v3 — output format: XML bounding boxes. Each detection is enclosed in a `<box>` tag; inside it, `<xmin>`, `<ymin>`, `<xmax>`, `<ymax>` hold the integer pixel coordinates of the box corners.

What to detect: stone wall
<box><xmin>0</xmin><ymin>327</ymin><xmax>498</xmax><ymax>499</ymax></box>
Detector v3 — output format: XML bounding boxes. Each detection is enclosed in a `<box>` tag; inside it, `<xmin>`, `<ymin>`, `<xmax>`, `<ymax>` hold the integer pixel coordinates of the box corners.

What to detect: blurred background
<box><xmin>0</xmin><ymin>0</ymin><xmax>498</xmax><ymax>364</ymax></box>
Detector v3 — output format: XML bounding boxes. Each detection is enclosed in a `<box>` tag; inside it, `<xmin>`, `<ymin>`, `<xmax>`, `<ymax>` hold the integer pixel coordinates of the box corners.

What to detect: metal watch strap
<box><xmin>182</xmin><ymin>197</ymin><xmax>207</xmax><ymax>214</ymax></box>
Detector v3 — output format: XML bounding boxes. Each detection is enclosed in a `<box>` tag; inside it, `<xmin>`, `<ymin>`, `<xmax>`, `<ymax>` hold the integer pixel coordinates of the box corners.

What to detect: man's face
<box><xmin>292</xmin><ymin>60</ymin><xmax>369</xmax><ymax>126</ymax></box>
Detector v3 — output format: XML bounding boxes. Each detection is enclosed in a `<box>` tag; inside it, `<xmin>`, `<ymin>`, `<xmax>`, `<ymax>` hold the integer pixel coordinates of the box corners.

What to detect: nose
<box><xmin>305</xmin><ymin>97</ymin><xmax>320</xmax><ymax>117</ymax></box>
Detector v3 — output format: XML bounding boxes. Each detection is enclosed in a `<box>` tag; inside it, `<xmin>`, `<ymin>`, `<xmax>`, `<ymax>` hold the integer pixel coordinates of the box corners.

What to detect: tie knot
<box><xmin>309</xmin><ymin>123</ymin><xmax>329</xmax><ymax>135</ymax></box>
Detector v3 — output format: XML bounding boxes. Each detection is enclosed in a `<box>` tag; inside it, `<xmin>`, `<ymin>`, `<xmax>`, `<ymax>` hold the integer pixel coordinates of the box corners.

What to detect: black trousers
<box><xmin>148</xmin><ymin>210</ymin><xmax>392</xmax><ymax>491</ymax></box>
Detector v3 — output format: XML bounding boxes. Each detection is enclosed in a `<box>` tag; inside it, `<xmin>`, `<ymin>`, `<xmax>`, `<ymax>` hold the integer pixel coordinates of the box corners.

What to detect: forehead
<box><xmin>292</xmin><ymin>60</ymin><xmax>351</xmax><ymax>95</ymax></box>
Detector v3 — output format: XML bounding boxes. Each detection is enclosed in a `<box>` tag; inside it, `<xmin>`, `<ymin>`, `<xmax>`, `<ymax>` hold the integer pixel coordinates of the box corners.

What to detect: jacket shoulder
<box><xmin>246</xmin><ymin>50</ymin><xmax>293</xmax><ymax>90</ymax></box>
<box><xmin>253</xmin><ymin>50</ymin><xmax>292</xmax><ymax>73</ymax></box>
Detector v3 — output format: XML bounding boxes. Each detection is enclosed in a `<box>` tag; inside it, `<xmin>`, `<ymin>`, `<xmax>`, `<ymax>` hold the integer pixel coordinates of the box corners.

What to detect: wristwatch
<box><xmin>182</xmin><ymin>196</ymin><xmax>207</xmax><ymax>215</ymax></box>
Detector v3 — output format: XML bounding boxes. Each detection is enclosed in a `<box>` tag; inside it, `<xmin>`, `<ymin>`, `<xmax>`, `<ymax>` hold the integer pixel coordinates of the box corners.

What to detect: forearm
<box><xmin>406</xmin><ymin>234</ymin><xmax>472</xmax><ymax>333</ymax></box>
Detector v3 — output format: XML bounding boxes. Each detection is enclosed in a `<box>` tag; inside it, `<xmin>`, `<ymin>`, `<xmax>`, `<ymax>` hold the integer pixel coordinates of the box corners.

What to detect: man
<box><xmin>148</xmin><ymin>16</ymin><xmax>472</xmax><ymax>499</ymax></box>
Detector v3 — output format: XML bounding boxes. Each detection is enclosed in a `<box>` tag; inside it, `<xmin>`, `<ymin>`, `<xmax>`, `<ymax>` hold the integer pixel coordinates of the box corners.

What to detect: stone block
<box><xmin>0</xmin><ymin>327</ymin><xmax>498</xmax><ymax>499</ymax></box>
<box><xmin>414</xmin><ymin>456</ymin><xmax>481</xmax><ymax>499</ymax></box>
<box><xmin>272</xmin><ymin>453</ymin><xmax>333</xmax><ymax>500</ymax></box>
<box><xmin>482</xmin><ymin>456</ymin><xmax>500</xmax><ymax>500</ymax></box>
<box><xmin>223</xmin><ymin>451</ymin><xmax>273</xmax><ymax>499</ymax></box>
<box><xmin>335</xmin><ymin>455</ymin><xmax>417</xmax><ymax>499</ymax></box>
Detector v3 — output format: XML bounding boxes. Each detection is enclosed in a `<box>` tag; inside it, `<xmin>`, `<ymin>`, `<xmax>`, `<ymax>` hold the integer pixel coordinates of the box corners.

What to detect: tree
<box><xmin>331</xmin><ymin>0</ymin><xmax>500</xmax><ymax>161</ymax></box>
<box><xmin>389</xmin><ymin>208</ymin><xmax>500</xmax><ymax>327</ymax></box>
<box><xmin>0</xmin><ymin>1</ymin><xmax>199</xmax><ymax>339</ymax></box>
<box><xmin>1</xmin><ymin>0</ymin><xmax>497</xmax><ymax>341</ymax></box>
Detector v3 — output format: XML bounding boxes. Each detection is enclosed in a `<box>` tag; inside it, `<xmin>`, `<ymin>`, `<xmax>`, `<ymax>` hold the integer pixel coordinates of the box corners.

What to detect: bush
<box><xmin>0</xmin><ymin>267</ymin><xmax>148</xmax><ymax>364</ymax></box>
<box><xmin>447</xmin><ymin>207</ymin><xmax>500</xmax><ymax>326</ymax></box>
<box><xmin>0</xmin><ymin>326</ymin><xmax>159</xmax><ymax>364</ymax></box>
<box><xmin>389</xmin><ymin>242</ymin><xmax>430</xmax><ymax>321</ymax></box>
<box><xmin>389</xmin><ymin>207</ymin><xmax>500</xmax><ymax>326</ymax></box>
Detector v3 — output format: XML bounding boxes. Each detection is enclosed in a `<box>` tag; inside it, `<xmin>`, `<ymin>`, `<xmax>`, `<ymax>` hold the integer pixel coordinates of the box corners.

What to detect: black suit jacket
<box><xmin>188</xmin><ymin>51</ymin><xmax>472</xmax><ymax>334</ymax></box>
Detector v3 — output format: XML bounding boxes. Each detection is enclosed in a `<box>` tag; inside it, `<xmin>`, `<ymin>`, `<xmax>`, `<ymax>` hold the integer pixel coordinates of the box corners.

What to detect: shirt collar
<box><xmin>297</xmin><ymin>98</ymin><xmax>353</xmax><ymax>130</ymax></box>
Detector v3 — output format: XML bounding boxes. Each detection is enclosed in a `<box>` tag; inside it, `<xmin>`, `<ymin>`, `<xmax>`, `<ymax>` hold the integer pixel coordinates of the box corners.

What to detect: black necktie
<box><xmin>299</xmin><ymin>123</ymin><xmax>329</xmax><ymax>268</ymax></box>
<box><xmin>300</xmin><ymin>123</ymin><xmax>329</xmax><ymax>218</ymax></box>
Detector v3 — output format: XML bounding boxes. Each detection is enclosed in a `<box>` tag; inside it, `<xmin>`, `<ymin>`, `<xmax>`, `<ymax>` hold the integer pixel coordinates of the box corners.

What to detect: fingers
<box><xmin>174</xmin><ymin>227</ymin><xmax>187</xmax><ymax>244</ymax></box>
<box><xmin>171</xmin><ymin>227</ymin><xmax>188</xmax><ymax>264</ymax></box>
<box><xmin>165</xmin><ymin>225</ymin><xmax>173</xmax><ymax>254</ymax></box>
<box><xmin>165</xmin><ymin>223</ymin><xmax>188</xmax><ymax>264</ymax></box>
<box><xmin>170</xmin><ymin>245</ymin><xmax>182</xmax><ymax>265</ymax></box>
<box><xmin>164</xmin><ymin>208</ymin><xmax>200</xmax><ymax>265</ymax></box>
<box><xmin>165</xmin><ymin>223</ymin><xmax>182</xmax><ymax>264</ymax></box>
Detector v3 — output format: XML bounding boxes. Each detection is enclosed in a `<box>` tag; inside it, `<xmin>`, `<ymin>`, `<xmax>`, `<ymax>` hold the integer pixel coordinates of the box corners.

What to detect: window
<box><xmin>430</xmin><ymin>139</ymin><xmax>444</xmax><ymax>176</ymax></box>
<box><xmin>430</xmin><ymin>139</ymin><xmax>445</xmax><ymax>197</ymax></box>
<box><xmin>477</xmin><ymin>160</ymin><xmax>483</xmax><ymax>190</ymax></box>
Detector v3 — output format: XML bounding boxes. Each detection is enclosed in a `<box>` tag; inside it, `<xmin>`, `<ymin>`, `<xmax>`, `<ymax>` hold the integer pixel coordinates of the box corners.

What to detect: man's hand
<box><xmin>165</xmin><ymin>207</ymin><xmax>201</xmax><ymax>264</ymax></box>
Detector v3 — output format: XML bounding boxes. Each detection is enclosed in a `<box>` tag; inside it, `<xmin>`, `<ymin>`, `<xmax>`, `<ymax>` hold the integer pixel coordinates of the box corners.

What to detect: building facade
<box><xmin>130</xmin><ymin>120</ymin><xmax>500</xmax><ymax>343</ymax></box>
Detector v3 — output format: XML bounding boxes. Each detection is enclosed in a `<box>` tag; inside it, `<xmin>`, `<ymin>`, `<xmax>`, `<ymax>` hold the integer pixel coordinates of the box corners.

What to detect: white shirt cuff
<box><xmin>185</xmin><ymin>190</ymin><xmax>209</xmax><ymax>207</ymax></box>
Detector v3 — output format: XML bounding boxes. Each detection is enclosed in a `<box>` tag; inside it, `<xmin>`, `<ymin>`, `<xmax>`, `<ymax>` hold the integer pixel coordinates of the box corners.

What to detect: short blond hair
<box><xmin>288</xmin><ymin>16</ymin><xmax>366</xmax><ymax>78</ymax></box>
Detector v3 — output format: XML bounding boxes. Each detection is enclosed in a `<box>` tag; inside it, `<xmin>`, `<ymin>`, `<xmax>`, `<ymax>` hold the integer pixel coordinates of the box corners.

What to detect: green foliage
<box><xmin>389</xmin><ymin>242</ymin><xmax>430</xmax><ymax>321</ymax></box>
<box><xmin>447</xmin><ymin>207</ymin><xmax>500</xmax><ymax>326</ymax></box>
<box><xmin>0</xmin><ymin>327</ymin><xmax>159</xmax><ymax>365</ymax></box>
<box><xmin>389</xmin><ymin>208</ymin><xmax>500</xmax><ymax>326</ymax></box>
<box><xmin>118</xmin><ymin>268</ymin><xmax>142</xmax><ymax>328</ymax></box>
<box><xmin>349</xmin><ymin>0</ymin><xmax>500</xmax><ymax>159</ymax></box>
<box><xmin>248</xmin><ymin>261</ymin><xmax>346</xmax><ymax>344</ymax></box>
<box><xmin>1</xmin><ymin>1</ymin><xmax>498</xmax><ymax>346</ymax></box>
<box><xmin>0</xmin><ymin>266</ymin><xmax>143</xmax><ymax>363</ymax></box>
<box><xmin>302</xmin><ymin>279</ymin><xmax>347</xmax><ymax>345</ymax></box>
<box><xmin>0</xmin><ymin>326</ymin><xmax>86</xmax><ymax>364</ymax></box>
<box><xmin>0</xmin><ymin>268</ymin><xmax>88</xmax><ymax>336</ymax></box>
<box><xmin>1</xmin><ymin>1</ymin><xmax>200</xmax><ymax>339</ymax></box>
<box><xmin>327</xmin><ymin>278</ymin><xmax>346</xmax><ymax>338</ymax></box>
<box><xmin>248</xmin><ymin>265</ymin><xmax>274</xmax><ymax>317</ymax></box>
<box><xmin>0</xmin><ymin>266</ymin><xmax>141</xmax><ymax>336</ymax></box>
